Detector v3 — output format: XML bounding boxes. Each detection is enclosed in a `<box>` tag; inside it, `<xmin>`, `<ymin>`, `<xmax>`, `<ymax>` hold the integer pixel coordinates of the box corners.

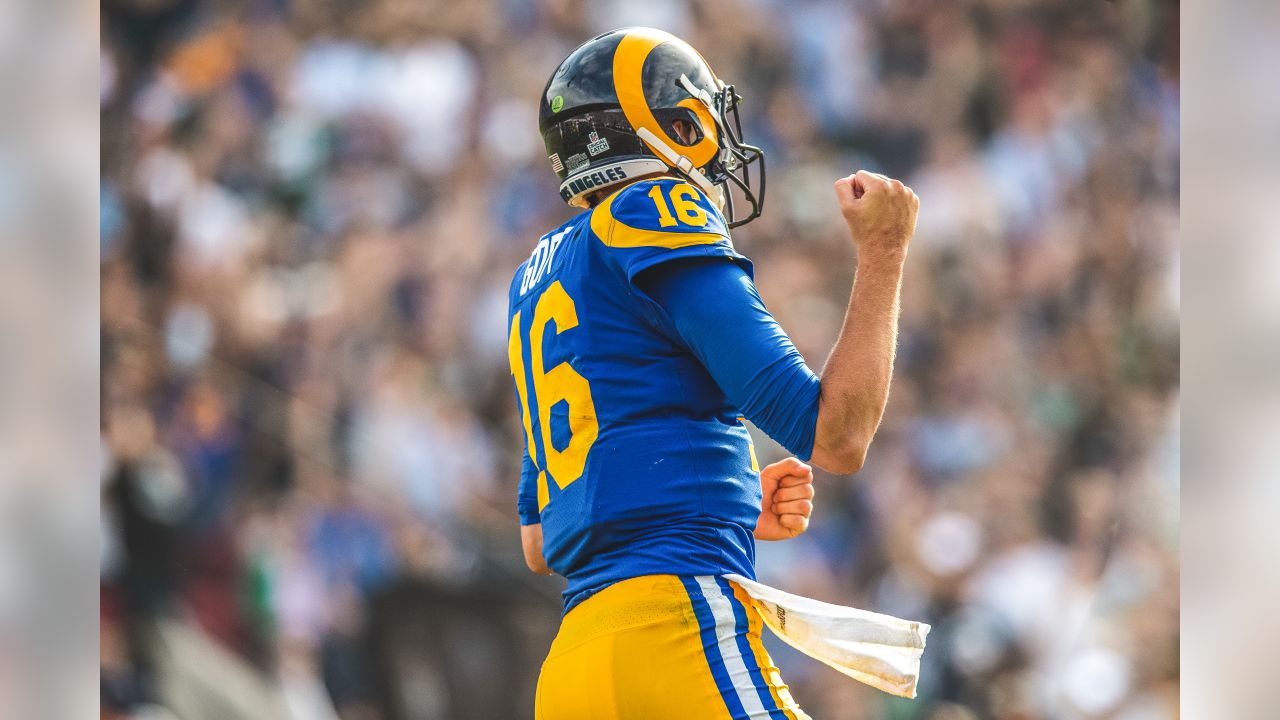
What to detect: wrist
<box><xmin>855</xmin><ymin>244</ymin><xmax>908</xmax><ymax>268</ymax></box>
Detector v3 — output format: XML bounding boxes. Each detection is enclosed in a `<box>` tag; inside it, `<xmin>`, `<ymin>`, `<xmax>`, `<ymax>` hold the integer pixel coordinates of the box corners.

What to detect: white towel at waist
<box><xmin>723</xmin><ymin>574</ymin><xmax>930</xmax><ymax>699</ymax></box>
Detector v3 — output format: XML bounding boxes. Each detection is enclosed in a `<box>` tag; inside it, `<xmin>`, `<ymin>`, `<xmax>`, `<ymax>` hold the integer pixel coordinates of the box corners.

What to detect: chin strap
<box><xmin>636</xmin><ymin>126</ymin><xmax>719</xmax><ymax>200</ymax></box>
<box><xmin>679</xmin><ymin>73</ymin><xmax>718</xmax><ymax>110</ymax></box>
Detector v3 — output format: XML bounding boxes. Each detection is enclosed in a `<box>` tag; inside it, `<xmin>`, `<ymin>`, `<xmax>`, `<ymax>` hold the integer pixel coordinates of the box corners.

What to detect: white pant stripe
<box><xmin>695</xmin><ymin>576</ymin><xmax>772</xmax><ymax>718</ymax></box>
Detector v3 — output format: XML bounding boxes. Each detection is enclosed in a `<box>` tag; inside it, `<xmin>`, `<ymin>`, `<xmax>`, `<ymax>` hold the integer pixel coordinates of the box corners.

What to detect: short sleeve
<box><xmin>636</xmin><ymin>257</ymin><xmax>821</xmax><ymax>461</ymax></box>
<box><xmin>589</xmin><ymin>177</ymin><xmax>753</xmax><ymax>284</ymax></box>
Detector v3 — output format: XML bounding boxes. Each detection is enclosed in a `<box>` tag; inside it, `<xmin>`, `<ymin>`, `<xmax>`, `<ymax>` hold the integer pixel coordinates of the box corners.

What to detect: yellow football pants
<box><xmin>535</xmin><ymin>574</ymin><xmax>810</xmax><ymax>719</ymax></box>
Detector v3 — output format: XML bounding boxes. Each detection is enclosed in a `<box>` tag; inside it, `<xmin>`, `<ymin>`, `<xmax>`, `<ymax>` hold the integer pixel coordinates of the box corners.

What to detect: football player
<box><xmin>507</xmin><ymin>27</ymin><xmax>919</xmax><ymax>719</ymax></box>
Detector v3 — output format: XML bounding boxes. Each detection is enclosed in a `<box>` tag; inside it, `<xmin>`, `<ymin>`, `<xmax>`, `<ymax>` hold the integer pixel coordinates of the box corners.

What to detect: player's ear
<box><xmin>671</xmin><ymin>119</ymin><xmax>699</xmax><ymax>146</ymax></box>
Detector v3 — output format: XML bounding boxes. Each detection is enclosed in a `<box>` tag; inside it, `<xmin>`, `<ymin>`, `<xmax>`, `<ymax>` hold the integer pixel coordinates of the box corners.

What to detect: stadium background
<box><xmin>99</xmin><ymin>0</ymin><xmax>1180</xmax><ymax>718</ymax></box>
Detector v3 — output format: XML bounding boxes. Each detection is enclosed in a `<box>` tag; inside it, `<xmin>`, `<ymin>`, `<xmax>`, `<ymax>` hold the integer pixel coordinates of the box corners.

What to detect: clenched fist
<box><xmin>754</xmin><ymin>457</ymin><xmax>815</xmax><ymax>541</ymax></box>
<box><xmin>834</xmin><ymin>171</ymin><xmax>919</xmax><ymax>259</ymax></box>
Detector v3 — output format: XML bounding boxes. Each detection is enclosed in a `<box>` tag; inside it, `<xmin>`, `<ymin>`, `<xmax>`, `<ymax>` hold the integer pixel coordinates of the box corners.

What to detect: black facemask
<box><xmin>711</xmin><ymin>83</ymin><xmax>766</xmax><ymax>228</ymax></box>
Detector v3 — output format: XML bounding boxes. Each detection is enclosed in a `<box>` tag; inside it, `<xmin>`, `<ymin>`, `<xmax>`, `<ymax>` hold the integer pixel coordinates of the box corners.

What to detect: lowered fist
<box><xmin>754</xmin><ymin>457</ymin><xmax>815</xmax><ymax>541</ymax></box>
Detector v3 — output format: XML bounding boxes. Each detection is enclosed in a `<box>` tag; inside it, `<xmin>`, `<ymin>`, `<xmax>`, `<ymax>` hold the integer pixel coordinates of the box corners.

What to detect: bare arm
<box><xmin>520</xmin><ymin>523</ymin><xmax>554</xmax><ymax>575</ymax></box>
<box><xmin>809</xmin><ymin>171</ymin><xmax>919</xmax><ymax>474</ymax></box>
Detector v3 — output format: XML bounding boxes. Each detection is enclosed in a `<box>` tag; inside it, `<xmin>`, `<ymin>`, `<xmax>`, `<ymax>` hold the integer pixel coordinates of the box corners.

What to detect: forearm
<box><xmin>811</xmin><ymin>248</ymin><xmax>906</xmax><ymax>473</ymax></box>
<box><xmin>521</xmin><ymin>523</ymin><xmax>553</xmax><ymax>575</ymax></box>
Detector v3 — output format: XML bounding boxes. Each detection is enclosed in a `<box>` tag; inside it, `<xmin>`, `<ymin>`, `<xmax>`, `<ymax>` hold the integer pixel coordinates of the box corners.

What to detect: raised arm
<box><xmin>809</xmin><ymin>171</ymin><xmax>918</xmax><ymax>473</ymax></box>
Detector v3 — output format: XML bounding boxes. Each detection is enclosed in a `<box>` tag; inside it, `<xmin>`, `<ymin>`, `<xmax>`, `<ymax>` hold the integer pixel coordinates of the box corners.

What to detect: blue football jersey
<box><xmin>507</xmin><ymin>176</ymin><xmax>763</xmax><ymax>612</ymax></box>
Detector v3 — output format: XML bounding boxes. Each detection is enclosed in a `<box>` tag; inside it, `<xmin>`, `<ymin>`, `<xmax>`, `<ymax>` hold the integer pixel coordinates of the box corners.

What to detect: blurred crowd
<box><xmin>100</xmin><ymin>0</ymin><xmax>1180</xmax><ymax>718</ymax></box>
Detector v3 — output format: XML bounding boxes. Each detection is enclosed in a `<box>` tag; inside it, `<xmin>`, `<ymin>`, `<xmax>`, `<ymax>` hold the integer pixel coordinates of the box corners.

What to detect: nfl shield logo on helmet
<box><xmin>587</xmin><ymin>131</ymin><xmax>610</xmax><ymax>157</ymax></box>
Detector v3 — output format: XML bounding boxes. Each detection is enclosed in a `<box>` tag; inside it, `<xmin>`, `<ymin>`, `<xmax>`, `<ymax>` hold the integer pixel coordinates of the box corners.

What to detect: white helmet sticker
<box><xmin>586</xmin><ymin>131</ymin><xmax>611</xmax><ymax>157</ymax></box>
<box><xmin>566</xmin><ymin>153</ymin><xmax>590</xmax><ymax>172</ymax></box>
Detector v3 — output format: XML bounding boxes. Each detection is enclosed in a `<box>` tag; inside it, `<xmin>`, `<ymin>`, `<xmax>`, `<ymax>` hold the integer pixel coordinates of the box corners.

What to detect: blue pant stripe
<box><xmin>716</xmin><ymin>576</ymin><xmax>790</xmax><ymax>720</ymax></box>
<box><xmin>680</xmin><ymin>576</ymin><xmax>749</xmax><ymax>719</ymax></box>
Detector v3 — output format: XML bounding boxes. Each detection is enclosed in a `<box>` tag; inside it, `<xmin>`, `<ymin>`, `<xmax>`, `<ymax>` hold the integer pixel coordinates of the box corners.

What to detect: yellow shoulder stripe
<box><xmin>590</xmin><ymin>184</ymin><xmax>728</xmax><ymax>250</ymax></box>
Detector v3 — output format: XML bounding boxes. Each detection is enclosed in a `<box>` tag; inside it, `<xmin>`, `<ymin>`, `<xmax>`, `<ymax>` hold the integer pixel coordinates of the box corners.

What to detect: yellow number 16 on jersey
<box><xmin>508</xmin><ymin>281</ymin><xmax>599</xmax><ymax>512</ymax></box>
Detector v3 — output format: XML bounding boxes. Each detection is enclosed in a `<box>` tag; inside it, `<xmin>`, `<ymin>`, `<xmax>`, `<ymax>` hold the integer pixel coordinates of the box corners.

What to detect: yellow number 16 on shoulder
<box><xmin>648</xmin><ymin>182</ymin><xmax>708</xmax><ymax>228</ymax></box>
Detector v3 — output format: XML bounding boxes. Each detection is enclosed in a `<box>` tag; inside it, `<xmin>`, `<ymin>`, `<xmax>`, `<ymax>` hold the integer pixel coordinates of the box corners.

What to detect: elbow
<box><xmin>827</xmin><ymin>446</ymin><xmax>868</xmax><ymax>475</ymax></box>
<box><xmin>813</xmin><ymin>395</ymin><xmax>884</xmax><ymax>475</ymax></box>
<box><xmin>811</xmin><ymin>437</ymin><xmax>870</xmax><ymax>475</ymax></box>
